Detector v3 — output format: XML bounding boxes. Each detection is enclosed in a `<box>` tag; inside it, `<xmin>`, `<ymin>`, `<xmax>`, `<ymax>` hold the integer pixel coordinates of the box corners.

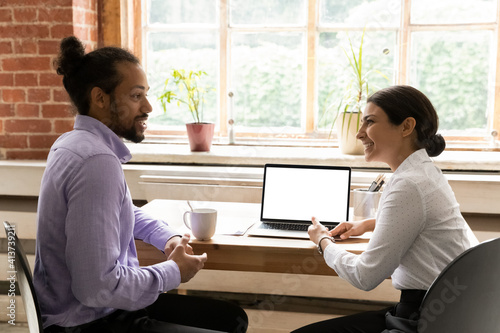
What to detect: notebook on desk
<box><xmin>246</xmin><ymin>164</ymin><xmax>351</xmax><ymax>239</ymax></box>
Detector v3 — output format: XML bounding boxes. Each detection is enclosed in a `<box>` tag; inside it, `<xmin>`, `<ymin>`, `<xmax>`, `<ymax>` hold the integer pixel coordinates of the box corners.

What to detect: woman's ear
<box><xmin>401</xmin><ymin>117</ymin><xmax>417</xmax><ymax>138</ymax></box>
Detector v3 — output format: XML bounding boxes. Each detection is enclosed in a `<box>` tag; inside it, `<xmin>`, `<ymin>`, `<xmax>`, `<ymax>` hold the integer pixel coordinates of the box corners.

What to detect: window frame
<box><xmin>110</xmin><ymin>0</ymin><xmax>500</xmax><ymax>150</ymax></box>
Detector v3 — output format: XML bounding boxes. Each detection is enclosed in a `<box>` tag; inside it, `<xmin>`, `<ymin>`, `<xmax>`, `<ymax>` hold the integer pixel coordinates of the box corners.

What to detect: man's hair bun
<box><xmin>55</xmin><ymin>36</ymin><xmax>86</xmax><ymax>77</ymax></box>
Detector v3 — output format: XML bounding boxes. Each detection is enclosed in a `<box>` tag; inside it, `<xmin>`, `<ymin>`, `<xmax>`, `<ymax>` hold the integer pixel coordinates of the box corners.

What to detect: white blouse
<box><xmin>324</xmin><ymin>149</ymin><xmax>478</xmax><ymax>291</ymax></box>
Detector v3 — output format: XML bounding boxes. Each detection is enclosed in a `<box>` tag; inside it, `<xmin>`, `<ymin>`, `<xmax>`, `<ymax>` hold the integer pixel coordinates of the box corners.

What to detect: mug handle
<box><xmin>183</xmin><ymin>211</ymin><xmax>192</xmax><ymax>230</ymax></box>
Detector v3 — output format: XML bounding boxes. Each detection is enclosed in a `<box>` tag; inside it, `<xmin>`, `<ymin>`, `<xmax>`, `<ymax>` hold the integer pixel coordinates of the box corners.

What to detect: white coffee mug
<box><xmin>183</xmin><ymin>208</ymin><xmax>217</xmax><ymax>240</ymax></box>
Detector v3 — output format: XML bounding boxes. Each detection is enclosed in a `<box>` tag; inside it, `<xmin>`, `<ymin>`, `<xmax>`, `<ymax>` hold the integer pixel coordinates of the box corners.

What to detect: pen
<box><xmin>368</xmin><ymin>174</ymin><xmax>384</xmax><ymax>192</ymax></box>
<box><xmin>373</xmin><ymin>178</ymin><xmax>385</xmax><ymax>192</ymax></box>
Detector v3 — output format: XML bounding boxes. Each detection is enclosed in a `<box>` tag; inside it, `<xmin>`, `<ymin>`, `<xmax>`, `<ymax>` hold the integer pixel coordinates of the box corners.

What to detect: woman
<box><xmin>293</xmin><ymin>85</ymin><xmax>478</xmax><ymax>333</ymax></box>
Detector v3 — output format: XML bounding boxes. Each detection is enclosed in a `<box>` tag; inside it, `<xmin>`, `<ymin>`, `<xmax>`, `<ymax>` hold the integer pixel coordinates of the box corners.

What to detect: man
<box><xmin>34</xmin><ymin>36</ymin><xmax>247</xmax><ymax>333</ymax></box>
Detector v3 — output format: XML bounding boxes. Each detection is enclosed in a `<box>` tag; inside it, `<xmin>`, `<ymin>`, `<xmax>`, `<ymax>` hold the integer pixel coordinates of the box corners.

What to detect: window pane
<box><xmin>147</xmin><ymin>32</ymin><xmax>218</xmax><ymax>127</ymax></box>
<box><xmin>317</xmin><ymin>31</ymin><xmax>395</xmax><ymax>130</ymax></box>
<box><xmin>412</xmin><ymin>0</ymin><xmax>497</xmax><ymax>24</ymax></box>
<box><xmin>231</xmin><ymin>33</ymin><xmax>305</xmax><ymax>129</ymax></box>
<box><xmin>230</xmin><ymin>0</ymin><xmax>307</xmax><ymax>26</ymax></box>
<box><xmin>410</xmin><ymin>31</ymin><xmax>493</xmax><ymax>132</ymax></box>
<box><xmin>319</xmin><ymin>0</ymin><xmax>400</xmax><ymax>27</ymax></box>
<box><xmin>148</xmin><ymin>0</ymin><xmax>217</xmax><ymax>25</ymax></box>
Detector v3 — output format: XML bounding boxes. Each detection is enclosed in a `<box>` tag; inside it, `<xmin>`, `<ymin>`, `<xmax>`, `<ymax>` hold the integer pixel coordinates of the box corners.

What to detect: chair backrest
<box><xmin>418</xmin><ymin>237</ymin><xmax>500</xmax><ymax>333</ymax></box>
<box><xmin>3</xmin><ymin>221</ymin><xmax>43</xmax><ymax>333</ymax></box>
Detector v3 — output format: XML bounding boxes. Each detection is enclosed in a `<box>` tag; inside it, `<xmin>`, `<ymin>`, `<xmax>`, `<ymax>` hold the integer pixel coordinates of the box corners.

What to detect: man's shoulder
<box><xmin>53</xmin><ymin>129</ymin><xmax>116</xmax><ymax>160</ymax></box>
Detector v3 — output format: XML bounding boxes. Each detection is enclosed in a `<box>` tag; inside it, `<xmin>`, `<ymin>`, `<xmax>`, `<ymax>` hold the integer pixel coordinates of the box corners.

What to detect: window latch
<box><xmin>491</xmin><ymin>130</ymin><xmax>498</xmax><ymax>148</ymax></box>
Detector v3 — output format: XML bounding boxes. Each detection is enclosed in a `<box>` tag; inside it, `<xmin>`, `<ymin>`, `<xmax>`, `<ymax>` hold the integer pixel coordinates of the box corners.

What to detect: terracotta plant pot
<box><xmin>186</xmin><ymin>123</ymin><xmax>215</xmax><ymax>152</ymax></box>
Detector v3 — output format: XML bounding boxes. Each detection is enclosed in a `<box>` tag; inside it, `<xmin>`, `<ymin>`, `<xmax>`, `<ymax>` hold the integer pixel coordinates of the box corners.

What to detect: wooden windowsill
<box><xmin>126</xmin><ymin>142</ymin><xmax>500</xmax><ymax>172</ymax></box>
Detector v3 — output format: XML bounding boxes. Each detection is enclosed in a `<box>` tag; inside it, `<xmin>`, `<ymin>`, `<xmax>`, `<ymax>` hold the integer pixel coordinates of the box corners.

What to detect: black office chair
<box><xmin>3</xmin><ymin>221</ymin><xmax>43</xmax><ymax>333</ymax></box>
<box><xmin>418</xmin><ymin>237</ymin><xmax>500</xmax><ymax>332</ymax></box>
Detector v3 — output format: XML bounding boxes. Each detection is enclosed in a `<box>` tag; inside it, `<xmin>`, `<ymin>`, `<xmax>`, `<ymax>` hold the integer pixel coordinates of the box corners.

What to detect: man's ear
<box><xmin>402</xmin><ymin>117</ymin><xmax>416</xmax><ymax>138</ymax></box>
<box><xmin>90</xmin><ymin>87</ymin><xmax>109</xmax><ymax>110</ymax></box>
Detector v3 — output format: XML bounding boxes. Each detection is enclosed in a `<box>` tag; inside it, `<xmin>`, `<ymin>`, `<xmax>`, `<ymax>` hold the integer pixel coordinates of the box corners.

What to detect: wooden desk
<box><xmin>137</xmin><ymin>200</ymin><xmax>370</xmax><ymax>276</ymax></box>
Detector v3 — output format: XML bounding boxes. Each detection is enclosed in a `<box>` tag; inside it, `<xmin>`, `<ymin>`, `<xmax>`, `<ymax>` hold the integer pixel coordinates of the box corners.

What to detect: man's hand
<box><xmin>330</xmin><ymin>218</ymin><xmax>375</xmax><ymax>240</ymax></box>
<box><xmin>164</xmin><ymin>235</ymin><xmax>193</xmax><ymax>257</ymax></box>
<box><xmin>167</xmin><ymin>234</ymin><xmax>207</xmax><ymax>283</ymax></box>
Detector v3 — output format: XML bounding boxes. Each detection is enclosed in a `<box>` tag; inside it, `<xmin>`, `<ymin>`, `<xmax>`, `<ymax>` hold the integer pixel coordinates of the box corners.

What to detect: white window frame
<box><xmin>129</xmin><ymin>0</ymin><xmax>500</xmax><ymax>150</ymax></box>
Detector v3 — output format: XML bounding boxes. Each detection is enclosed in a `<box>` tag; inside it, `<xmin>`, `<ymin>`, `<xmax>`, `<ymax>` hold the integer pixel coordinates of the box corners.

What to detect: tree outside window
<box><xmin>142</xmin><ymin>0</ymin><xmax>499</xmax><ymax>146</ymax></box>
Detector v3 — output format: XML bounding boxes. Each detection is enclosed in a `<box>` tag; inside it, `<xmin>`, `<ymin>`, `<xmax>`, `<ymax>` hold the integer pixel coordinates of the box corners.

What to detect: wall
<box><xmin>0</xmin><ymin>0</ymin><xmax>98</xmax><ymax>160</ymax></box>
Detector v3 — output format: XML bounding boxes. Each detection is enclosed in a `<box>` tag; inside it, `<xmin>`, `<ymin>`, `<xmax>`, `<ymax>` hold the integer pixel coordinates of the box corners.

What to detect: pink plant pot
<box><xmin>186</xmin><ymin>123</ymin><xmax>215</xmax><ymax>152</ymax></box>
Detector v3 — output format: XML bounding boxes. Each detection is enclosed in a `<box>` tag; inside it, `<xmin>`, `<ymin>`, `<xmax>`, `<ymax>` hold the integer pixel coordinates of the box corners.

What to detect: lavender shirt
<box><xmin>34</xmin><ymin>115</ymin><xmax>181</xmax><ymax>328</ymax></box>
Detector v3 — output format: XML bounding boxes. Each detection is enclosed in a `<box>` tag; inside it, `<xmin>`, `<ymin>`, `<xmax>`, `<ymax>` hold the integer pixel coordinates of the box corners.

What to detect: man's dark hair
<box><xmin>54</xmin><ymin>36</ymin><xmax>140</xmax><ymax>115</ymax></box>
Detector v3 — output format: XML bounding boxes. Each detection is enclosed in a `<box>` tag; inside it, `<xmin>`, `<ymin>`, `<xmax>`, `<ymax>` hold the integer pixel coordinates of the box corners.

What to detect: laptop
<box><xmin>246</xmin><ymin>164</ymin><xmax>351</xmax><ymax>239</ymax></box>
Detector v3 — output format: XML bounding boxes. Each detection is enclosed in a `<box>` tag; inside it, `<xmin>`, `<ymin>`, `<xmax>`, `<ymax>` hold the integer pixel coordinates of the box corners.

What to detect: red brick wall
<box><xmin>0</xmin><ymin>0</ymin><xmax>99</xmax><ymax>159</ymax></box>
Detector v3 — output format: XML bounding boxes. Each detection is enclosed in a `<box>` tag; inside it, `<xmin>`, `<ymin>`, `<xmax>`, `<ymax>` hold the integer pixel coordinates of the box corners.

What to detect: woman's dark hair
<box><xmin>367</xmin><ymin>85</ymin><xmax>446</xmax><ymax>157</ymax></box>
<box><xmin>54</xmin><ymin>36</ymin><xmax>139</xmax><ymax>115</ymax></box>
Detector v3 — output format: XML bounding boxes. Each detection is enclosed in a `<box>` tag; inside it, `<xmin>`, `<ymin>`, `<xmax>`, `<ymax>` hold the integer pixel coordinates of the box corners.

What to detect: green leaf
<box><xmin>322</xmin><ymin>26</ymin><xmax>386</xmax><ymax>142</ymax></box>
<box><xmin>156</xmin><ymin>68</ymin><xmax>212</xmax><ymax>123</ymax></box>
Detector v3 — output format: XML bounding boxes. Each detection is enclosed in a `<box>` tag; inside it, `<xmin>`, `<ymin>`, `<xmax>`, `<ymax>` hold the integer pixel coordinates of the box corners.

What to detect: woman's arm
<box><xmin>330</xmin><ymin>218</ymin><xmax>376</xmax><ymax>240</ymax></box>
<box><xmin>323</xmin><ymin>178</ymin><xmax>425</xmax><ymax>291</ymax></box>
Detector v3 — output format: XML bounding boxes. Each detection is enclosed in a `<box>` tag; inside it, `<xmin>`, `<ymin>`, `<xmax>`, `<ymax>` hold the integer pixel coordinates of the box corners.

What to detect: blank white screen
<box><xmin>261</xmin><ymin>166</ymin><xmax>350</xmax><ymax>223</ymax></box>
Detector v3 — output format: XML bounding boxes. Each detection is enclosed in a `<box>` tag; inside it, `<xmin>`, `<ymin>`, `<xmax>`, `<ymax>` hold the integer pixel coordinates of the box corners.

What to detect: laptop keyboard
<box><xmin>259</xmin><ymin>222</ymin><xmax>310</xmax><ymax>231</ymax></box>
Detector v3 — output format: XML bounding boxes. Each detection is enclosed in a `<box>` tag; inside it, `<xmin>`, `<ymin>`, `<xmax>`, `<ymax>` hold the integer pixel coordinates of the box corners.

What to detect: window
<box><xmin>409</xmin><ymin>0</ymin><xmax>498</xmax><ymax>138</ymax></box>
<box><xmin>140</xmin><ymin>0</ymin><xmax>500</xmax><ymax>148</ymax></box>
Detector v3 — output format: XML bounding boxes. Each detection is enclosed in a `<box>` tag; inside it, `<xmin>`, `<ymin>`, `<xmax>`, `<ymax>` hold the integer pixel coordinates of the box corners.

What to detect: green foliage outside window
<box><xmin>411</xmin><ymin>31</ymin><xmax>491</xmax><ymax>131</ymax></box>
<box><xmin>145</xmin><ymin>0</ymin><xmax>494</xmax><ymax>135</ymax></box>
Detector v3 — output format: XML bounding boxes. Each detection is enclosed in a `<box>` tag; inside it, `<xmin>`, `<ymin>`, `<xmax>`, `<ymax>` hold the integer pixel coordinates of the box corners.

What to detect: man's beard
<box><xmin>109</xmin><ymin>97</ymin><xmax>146</xmax><ymax>143</ymax></box>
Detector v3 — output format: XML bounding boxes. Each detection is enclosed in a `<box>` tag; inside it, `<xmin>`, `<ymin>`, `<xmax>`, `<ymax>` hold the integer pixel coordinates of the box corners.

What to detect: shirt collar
<box><xmin>394</xmin><ymin>149</ymin><xmax>431</xmax><ymax>175</ymax></box>
<box><xmin>73</xmin><ymin>115</ymin><xmax>132</xmax><ymax>163</ymax></box>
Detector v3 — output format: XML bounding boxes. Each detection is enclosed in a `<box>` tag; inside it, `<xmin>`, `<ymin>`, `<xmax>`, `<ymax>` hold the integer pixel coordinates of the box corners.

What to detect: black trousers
<box><xmin>291</xmin><ymin>290</ymin><xmax>426</xmax><ymax>333</ymax></box>
<box><xmin>44</xmin><ymin>293</ymin><xmax>248</xmax><ymax>333</ymax></box>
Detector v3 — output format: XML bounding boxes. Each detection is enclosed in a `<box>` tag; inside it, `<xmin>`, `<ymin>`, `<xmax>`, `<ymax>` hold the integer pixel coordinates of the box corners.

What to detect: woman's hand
<box><xmin>330</xmin><ymin>218</ymin><xmax>375</xmax><ymax>240</ymax></box>
<box><xmin>308</xmin><ymin>217</ymin><xmax>331</xmax><ymax>245</ymax></box>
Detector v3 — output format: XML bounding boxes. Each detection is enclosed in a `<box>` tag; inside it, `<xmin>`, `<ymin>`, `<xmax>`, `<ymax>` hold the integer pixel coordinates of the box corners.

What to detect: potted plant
<box><xmin>158</xmin><ymin>69</ymin><xmax>215</xmax><ymax>152</ymax></box>
<box><xmin>322</xmin><ymin>29</ymin><xmax>388</xmax><ymax>155</ymax></box>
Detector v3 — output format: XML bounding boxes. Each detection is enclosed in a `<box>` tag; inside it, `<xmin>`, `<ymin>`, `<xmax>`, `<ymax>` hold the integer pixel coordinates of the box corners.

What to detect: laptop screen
<box><xmin>261</xmin><ymin>164</ymin><xmax>351</xmax><ymax>224</ymax></box>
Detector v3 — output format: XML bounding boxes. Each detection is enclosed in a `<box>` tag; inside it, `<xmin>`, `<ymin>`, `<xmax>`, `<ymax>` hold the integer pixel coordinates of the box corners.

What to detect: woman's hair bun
<box><xmin>424</xmin><ymin>134</ymin><xmax>446</xmax><ymax>157</ymax></box>
<box><xmin>55</xmin><ymin>36</ymin><xmax>86</xmax><ymax>77</ymax></box>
